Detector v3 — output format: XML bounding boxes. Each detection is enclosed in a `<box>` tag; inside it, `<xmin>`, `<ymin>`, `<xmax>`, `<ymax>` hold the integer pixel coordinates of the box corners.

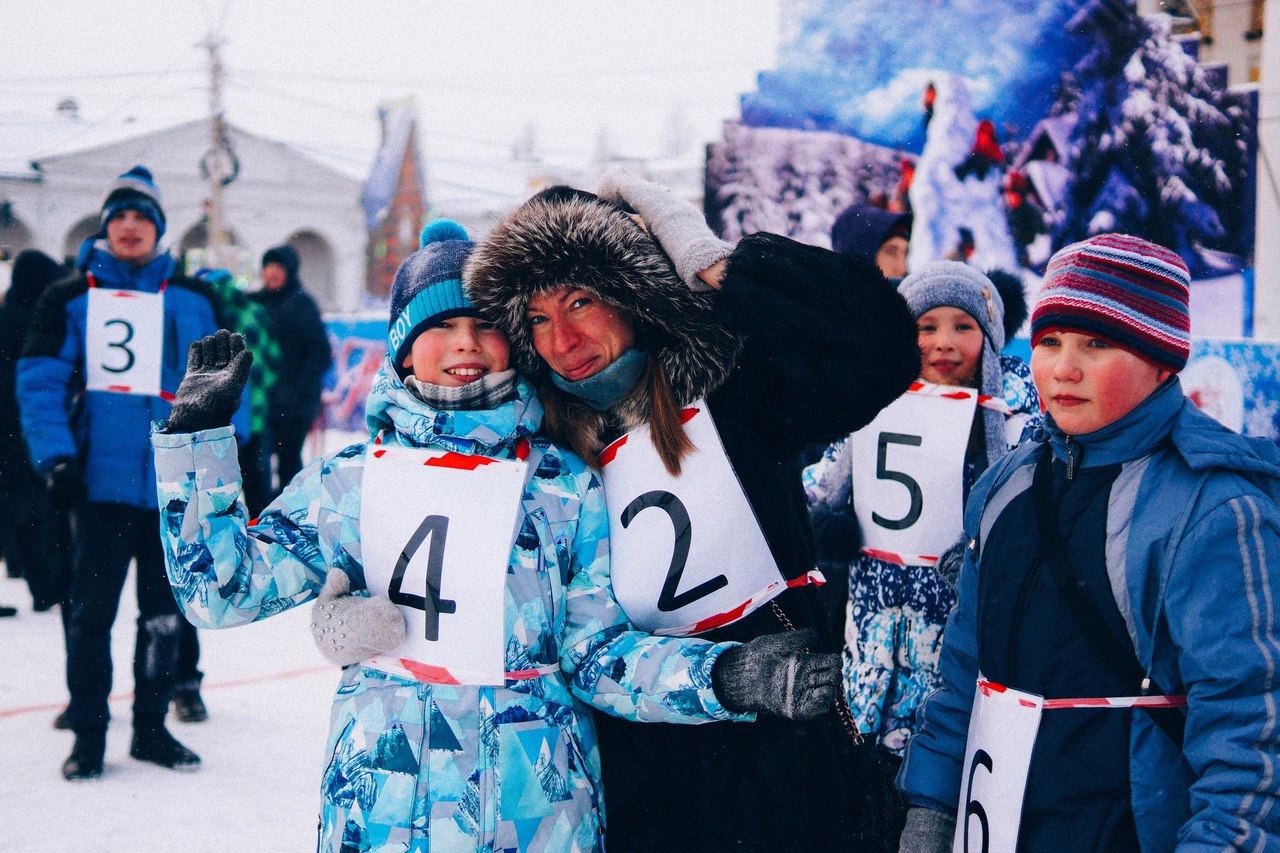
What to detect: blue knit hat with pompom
<box><xmin>387</xmin><ymin>219</ymin><xmax>475</xmax><ymax>369</ymax></box>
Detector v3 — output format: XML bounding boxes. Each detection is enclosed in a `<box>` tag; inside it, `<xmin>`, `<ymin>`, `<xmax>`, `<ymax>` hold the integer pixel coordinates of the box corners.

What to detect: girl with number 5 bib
<box><xmin>151</xmin><ymin>222</ymin><xmax>763</xmax><ymax>852</ymax></box>
<box><xmin>806</xmin><ymin>261</ymin><xmax>1039</xmax><ymax>756</ymax></box>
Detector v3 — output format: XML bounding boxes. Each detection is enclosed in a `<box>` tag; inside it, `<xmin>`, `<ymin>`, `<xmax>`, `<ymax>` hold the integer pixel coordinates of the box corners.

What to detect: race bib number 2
<box><xmin>360</xmin><ymin>445</ymin><xmax>527</xmax><ymax>685</ymax></box>
<box><xmin>85</xmin><ymin>287</ymin><xmax>164</xmax><ymax>397</ymax></box>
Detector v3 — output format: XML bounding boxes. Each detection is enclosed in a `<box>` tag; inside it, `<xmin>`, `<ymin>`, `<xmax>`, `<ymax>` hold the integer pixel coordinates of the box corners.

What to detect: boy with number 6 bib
<box><xmin>898</xmin><ymin>235</ymin><xmax>1280</xmax><ymax>851</ymax></box>
<box><xmin>153</xmin><ymin>221</ymin><xmax>820</xmax><ymax>851</ymax></box>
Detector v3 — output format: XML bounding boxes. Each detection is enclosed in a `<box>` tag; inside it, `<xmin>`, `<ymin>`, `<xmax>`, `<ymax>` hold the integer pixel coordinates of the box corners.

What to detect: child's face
<box><xmin>1031</xmin><ymin>330</ymin><xmax>1172</xmax><ymax>435</ymax></box>
<box><xmin>917</xmin><ymin>306</ymin><xmax>983</xmax><ymax>387</ymax></box>
<box><xmin>402</xmin><ymin>316</ymin><xmax>511</xmax><ymax>387</ymax></box>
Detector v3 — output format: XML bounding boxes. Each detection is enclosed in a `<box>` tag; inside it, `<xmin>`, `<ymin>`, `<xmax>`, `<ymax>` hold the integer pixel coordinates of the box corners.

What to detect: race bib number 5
<box><xmin>85</xmin><ymin>286</ymin><xmax>164</xmax><ymax>397</ymax></box>
<box><xmin>359</xmin><ymin>445</ymin><xmax>527</xmax><ymax>685</ymax></box>
<box><xmin>848</xmin><ymin>384</ymin><xmax>977</xmax><ymax>565</ymax></box>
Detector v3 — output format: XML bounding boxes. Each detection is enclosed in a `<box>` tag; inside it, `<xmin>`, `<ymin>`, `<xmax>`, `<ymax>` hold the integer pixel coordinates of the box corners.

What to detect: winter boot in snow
<box><xmin>53</xmin><ymin>707</ymin><xmax>70</xmax><ymax>730</ymax></box>
<box><xmin>172</xmin><ymin>685</ymin><xmax>208</xmax><ymax>723</ymax></box>
<box><xmin>129</xmin><ymin>723</ymin><xmax>200</xmax><ymax>770</ymax></box>
<box><xmin>62</xmin><ymin>729</ymin><xmax>106</xmax><ymax>780</ymax></box>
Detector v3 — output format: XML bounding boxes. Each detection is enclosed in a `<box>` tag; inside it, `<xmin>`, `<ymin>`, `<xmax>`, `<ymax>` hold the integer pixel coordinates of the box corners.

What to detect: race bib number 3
<box><xmin>85</xmin><ymin>287</ymin><xmax>164</xmax><ymax>397</ymax></box>
<box><xmin>849</xmin><ymin>384</ymin><xmax>977</xmax><ymax>565</ymax></box>
<box><xmin>359</xmin><ymin>445</ymin><xmax>527</xmax><ymax>685</ymax></box>
<box><xmin>954</xmin><ymin>679</ymin><xmax>1043</xmax><ymax>853</ymax></box>
<box><xmin>600</xmin><ymin>402</ymin><xmax>795</xmax><ymax>636</ymax></box>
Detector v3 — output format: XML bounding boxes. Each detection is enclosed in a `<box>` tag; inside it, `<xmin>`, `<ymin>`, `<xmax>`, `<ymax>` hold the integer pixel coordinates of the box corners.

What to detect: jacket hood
<box><xmin>464</xmin><ymin>186</ymin><xmax>742</xmax><ymax>412</ymax></box>
<box><xmin>1041</xmin><ymin>378</ymin><xmax>1280</xmax><ymax>480</ymax></box>
<box><xmin>364</xmin><ymin>357</ymin><xmax>542</xmax><ymax>455</ymax></box>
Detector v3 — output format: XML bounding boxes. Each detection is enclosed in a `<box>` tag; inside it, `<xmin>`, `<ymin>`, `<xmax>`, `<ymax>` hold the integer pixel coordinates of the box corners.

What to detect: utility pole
<box><xmin>202</xmin><ymin>32</ymin><xmax>229</xmax><ymax>268</ymax></box>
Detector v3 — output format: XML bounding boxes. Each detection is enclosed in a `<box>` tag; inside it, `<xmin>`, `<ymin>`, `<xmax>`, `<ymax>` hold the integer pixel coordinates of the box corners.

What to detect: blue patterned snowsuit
<box><xmin>152</xmin><ymin>362</ymin><xmax>743</xmax><ymax>852</ymax></box>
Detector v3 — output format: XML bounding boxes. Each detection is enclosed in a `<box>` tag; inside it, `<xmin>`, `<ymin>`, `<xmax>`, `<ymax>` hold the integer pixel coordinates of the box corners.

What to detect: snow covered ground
<box><xmin>0</xmin><ymin>570</ymin><xmax>339</xmax><ymax>852</ymax></box>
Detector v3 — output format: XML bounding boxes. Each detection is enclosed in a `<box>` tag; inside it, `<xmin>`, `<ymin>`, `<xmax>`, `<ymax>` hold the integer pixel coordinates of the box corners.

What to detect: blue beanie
<box><xmin>387</xmin><ymin>219</ymin><xmax>475</xmax><ymax>368</ymax></box>
<box><xmin>100</xmin><ymin>165</ymin><xmax>165</xmax><ymax>239</ymax></box>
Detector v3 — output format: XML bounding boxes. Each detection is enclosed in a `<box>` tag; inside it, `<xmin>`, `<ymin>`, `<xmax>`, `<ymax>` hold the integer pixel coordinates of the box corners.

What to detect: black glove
<box><xmin>165</xmin><ymin>330</ymin><xmax>253</xmax><ymax>434</ymax></box>
<box><xmin>711</xmin><ymin>628</ymin><xmax>840</xmax><ymax>719</ymax></box>
<box><xmin>45</xmin><ymin>457</ymin><xmax>85</xmax><ymax>510</ymax></box>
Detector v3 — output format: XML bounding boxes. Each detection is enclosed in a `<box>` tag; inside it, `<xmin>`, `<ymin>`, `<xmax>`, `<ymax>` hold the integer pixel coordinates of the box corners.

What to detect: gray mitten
<box><xmin>898</xmin><ymin>806</ymin><xmax>956</xmax><ymax>853</ymax></box>
<box><xmin>711</xmin><ymin>628</ymin><xmax>840</xmax><ymax>719</ymax></box>
<box><xmin>311</xmin><ymin>569</ymin><xmax>406</xmax><ymax>667</ymax></box>
<box><xmin>165</xmin><ymin>329</ymin><xmax>252</xmax><ymax>433</ymax></box>
<box><xmin>597</xmin><ymin>166</ymin><xmax>733</xmax><ymax>292</ymax></box>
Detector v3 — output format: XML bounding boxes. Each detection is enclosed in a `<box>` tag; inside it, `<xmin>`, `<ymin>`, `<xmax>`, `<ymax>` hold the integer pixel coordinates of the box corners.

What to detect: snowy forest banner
<box><xmin>708</xmin><ymin>0</ymin><xmax>1259</xmax><ymax>299</ymax></box>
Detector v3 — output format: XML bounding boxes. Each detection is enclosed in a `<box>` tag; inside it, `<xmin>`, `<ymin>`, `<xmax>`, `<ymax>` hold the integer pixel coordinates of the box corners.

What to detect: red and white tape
<box><xmin>654</xmin><ymin>569</ymin><xmax>827</xmax><ymax>637</ymax></box>
<box><xmin>906</xmin><ymin>380</ymin><xmax>1012</xmax><ymax>415</ymax></box>
<box><xmin>979</xmin><ymin>679</ymin><xmax>1185</xmax><ymax>710</ymax></box>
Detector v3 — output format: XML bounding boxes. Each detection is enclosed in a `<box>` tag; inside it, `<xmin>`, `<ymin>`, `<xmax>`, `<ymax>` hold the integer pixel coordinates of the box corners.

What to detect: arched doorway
<box><xmin>286</xmin><ymin>230</ymin><xmax>337</xmax><ymax>312</ymax></box>
<box><xmin>63</xmin><ymin>215</ymin><xmax>100</xmax><ymax>264</ymax></box>
<box><xmin>0</xmin><ymin>214</ymin><xmax>35</xmax><ymax>258</ymax></box>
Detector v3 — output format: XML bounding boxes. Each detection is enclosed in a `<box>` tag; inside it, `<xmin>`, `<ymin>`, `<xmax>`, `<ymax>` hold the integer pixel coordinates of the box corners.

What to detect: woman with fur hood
<box><xmin>460</xmin><ymin>171</ymin><xmax>921</xmax><ymax>850</ymax></box>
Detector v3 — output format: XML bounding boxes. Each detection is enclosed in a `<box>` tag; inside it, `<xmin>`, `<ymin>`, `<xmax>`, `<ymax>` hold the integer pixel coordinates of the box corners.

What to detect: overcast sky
<box><xmin>2</xmin><ymin>1</ymin><xmax>781</xmax><ymax>188</ymax></box>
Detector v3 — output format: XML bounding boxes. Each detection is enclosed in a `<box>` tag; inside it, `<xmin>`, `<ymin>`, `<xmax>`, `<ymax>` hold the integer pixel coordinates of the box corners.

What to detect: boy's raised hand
<box><xmin>165</xmin><ymin>330</ymin><xmax>253</xmax><ymax>434</ymax></box>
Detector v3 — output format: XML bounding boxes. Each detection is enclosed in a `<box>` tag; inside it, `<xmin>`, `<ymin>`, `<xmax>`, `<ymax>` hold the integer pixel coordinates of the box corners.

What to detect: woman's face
<box><xmin>917</xmin><ymin>306</ymin><xmax>984</xmax><ymax>387</ymax></box>
<box><xmin>525</xmin><ymin>287</ymin><xmax>636</xmax><ymax>381</ymax></box>
<box><xmin>401</xmin><ymin>316</ymin><xmax>511</xmax><ymax>387</ymax></box>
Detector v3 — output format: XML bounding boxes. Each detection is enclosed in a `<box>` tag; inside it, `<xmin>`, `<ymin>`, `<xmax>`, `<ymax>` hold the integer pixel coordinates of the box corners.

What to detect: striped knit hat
<box><xmin>1031</xmin><ymin>233</ymin><xmax>1191</xmax><ymax>371</ymax></box>
<box><xmin>387</xmin><ymin>219</ymin><xmax>475</xmax><ymax>373</ymax></box>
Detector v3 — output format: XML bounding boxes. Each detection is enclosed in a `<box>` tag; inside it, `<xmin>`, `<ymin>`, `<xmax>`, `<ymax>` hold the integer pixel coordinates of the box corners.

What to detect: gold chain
<box><xmin>770</xmin><ymin>601</ymin><xmax>864</xmax><ymax>746</ymax></box>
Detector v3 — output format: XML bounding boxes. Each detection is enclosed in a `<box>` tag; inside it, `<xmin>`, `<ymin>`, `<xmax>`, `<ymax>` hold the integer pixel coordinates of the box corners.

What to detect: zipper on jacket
<box><xmin>1065</xmin><ymin>436</ymin><xmax>1076</xmax><ymax>480</ymax></box>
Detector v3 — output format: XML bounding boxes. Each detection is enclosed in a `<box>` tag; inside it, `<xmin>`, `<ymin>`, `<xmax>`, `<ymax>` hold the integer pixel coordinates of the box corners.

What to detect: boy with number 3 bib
<box><xmin>152</xmin><ymin>221</ymin><xmax>761</xmax><ymax>851</ymax></box>
<box><xmin>898</xmin><ymin>235</ymin><xmax>1280</xmax><ymax>851</ymax></box>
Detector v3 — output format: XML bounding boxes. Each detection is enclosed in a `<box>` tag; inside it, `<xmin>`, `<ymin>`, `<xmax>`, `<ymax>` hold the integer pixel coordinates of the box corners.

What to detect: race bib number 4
<box><xmin>954</xmin><ymin>679</ymin><xmax>1043</xmax><ymax>853</ymax></box>
<box><xmin>600</xmin><ymin>402</ymin><xmax>810</xmax><ymax>636</ymax></box>
<box><xmin>849</xmin><ymin>384</ymin><xmax>977</xmax><ymax>565</ymax></box>
<box><xmin>85</xmin><ymin>287</ymin><xmax>164</xmax><ymax>397</ymax></box>
<box><xmin>359</xmin><ymin>445</ymin><xmax>527</xmax><ymax>685</ymax></box>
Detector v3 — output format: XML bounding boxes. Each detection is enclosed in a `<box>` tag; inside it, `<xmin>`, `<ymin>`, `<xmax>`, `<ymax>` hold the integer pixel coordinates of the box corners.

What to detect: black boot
<box><xmin>172</xmin><ymin>685</ymin><xmax>208</xmax><ymax>723</ymax></box>
<box><xmin>53</xmin><ymin>707</ymin><xmax>71</xmax><ymax>730</ymax></box>
<box><xmin>129</xmin><ymin>724</ymin><xmax>200</xmax><ymax>770</ymax></box>
<box><xmin>62</xmin><ymin>729</ymin><xmax>106</xmax><ymax>780</ymax></box>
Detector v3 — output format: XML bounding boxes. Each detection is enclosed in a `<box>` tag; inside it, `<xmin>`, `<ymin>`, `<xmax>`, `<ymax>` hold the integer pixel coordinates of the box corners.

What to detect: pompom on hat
<box><xmin>1031</xmin><ymin>233</ymin><xmax>1191</xmax><ymax>372</ymax></box>
<box><xmin>99</xmin><ymin>165</ymin><xmax>166</xmax><ymax>239</ymax></box>
<box><xmin>387</xmin><ymin>219</ymin><xmax>476</xmax><ymax>371</ymax></box>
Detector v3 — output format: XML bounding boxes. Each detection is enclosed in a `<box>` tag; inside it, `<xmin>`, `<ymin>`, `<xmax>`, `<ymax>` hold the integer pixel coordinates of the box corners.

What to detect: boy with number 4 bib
<box><xmin>898</xmin><ymin>235</ymin><xmax>1280</xmax><ymax>851</ymax></box>
<box><xmin>153</xmin><ymin>221</ymin><xmax>825</xmax><ymax>851</ymax></box>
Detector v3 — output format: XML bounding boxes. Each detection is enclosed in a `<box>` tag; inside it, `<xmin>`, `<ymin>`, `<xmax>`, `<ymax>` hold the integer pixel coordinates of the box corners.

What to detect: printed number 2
<box><xmin>872</xmin><ymin>432</ymin><xmax>923</xmax><ymax>531</ymax></box>
<box><xmin>389</xmin><ymin>515</ymin><xmax>456</xmax><ymax>640</ymax></box>
<box><xmin>621</xmin><ymin>490</ymin><xmax>727</xmax><ymax>612</ymax></box>
<box><xmin>963</xmin><ymin>748</ymin><xmax>993</xmax><ymax>853</ymax></box>
<box><xmin>101</xmin><ymin>319</ymin><xmax>136</xmax><ymax>374</ymax></box>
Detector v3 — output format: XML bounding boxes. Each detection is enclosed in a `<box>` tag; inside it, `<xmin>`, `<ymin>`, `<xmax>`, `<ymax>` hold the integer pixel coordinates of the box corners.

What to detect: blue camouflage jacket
<box><xmin>152</xmin><ymin>360</ymin><xmax>744</xmax><ymax>852</ymax></box>
<box><xmin>19</xmin><ymin>246</ymin><xmax>247</xmax><ymax>507</ymax></box>
<box><xmin>899</xmin><ymin>379</ymin><xmax>1280</xmax><ymax>851</ymax></box>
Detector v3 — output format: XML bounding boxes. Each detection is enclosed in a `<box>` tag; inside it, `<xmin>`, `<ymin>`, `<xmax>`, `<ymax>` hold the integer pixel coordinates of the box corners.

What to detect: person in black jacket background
<box><xmin>251</xmin><ymin>245</ymin><xmax>332</xmax><ymax>495</ymax></box>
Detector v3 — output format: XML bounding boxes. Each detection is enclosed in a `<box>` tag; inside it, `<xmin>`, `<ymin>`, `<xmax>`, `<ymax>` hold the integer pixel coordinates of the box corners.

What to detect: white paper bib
<box><xmin>85</xmin><ymin>285</ymin><xmax>165</xmax><ymax>398</ymax></box>
<box><xmin>849</xmin><ymin>383</ymin><xmax>977</xmax><ymax>565</ymax></box>
<box><xmin>359</xmin><ymin>444</ymin><xmax>527</xmax><ymax>685</ymax></box>
<box><xmin>600</xmin><ymin>401</ymin><xmax>812</xmax><ymax>636</ymax></box>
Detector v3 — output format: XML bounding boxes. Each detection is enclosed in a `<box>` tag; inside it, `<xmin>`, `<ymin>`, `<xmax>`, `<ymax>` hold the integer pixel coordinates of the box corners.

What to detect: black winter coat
<box><xmin>250</xmin><ymin>277</ymin><xmax>331</xmax><ymax>423</ymax></box>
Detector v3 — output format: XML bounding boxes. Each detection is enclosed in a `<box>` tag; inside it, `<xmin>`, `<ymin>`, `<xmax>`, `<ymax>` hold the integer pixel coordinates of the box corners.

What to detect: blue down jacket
<box><xmin>19</xmin><ymin>246</ymin><xmax>247</xmax><ymax>507</ymax></box>
<box><xmin>899</xmin><ymin>379</ymin><xmax>1280</xmax><ymax>850</ymax></box>
<box><xmin>153</xmin><ymin>361</ymin><xmax>744</xmax><ymax>852</ymax></box>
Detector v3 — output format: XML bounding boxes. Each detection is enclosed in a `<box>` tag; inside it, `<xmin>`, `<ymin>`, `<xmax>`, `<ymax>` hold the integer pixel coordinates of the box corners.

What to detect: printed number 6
<box><xmin>388</xmin><ymin>515</ymin><xmax>456</xmax><ymax>640</ymax></box>
<box><xmin>621</xmin><ymin>490</ymin><xmax>727</xmax><ymax>612</ymax></box>
<box><xmin>872</xmin><ymin>432</ymin><xmax>923</xmax><ymax>531</ymax></box>
<box><xmin>963</xmin><ymin>748</ymin><xmax>992</xmax><ymax>853</ymax></box>
<box><xmin>102</xmin><ymin>318</ymin><xmax>136</xmax><ymax>374</ymax></box>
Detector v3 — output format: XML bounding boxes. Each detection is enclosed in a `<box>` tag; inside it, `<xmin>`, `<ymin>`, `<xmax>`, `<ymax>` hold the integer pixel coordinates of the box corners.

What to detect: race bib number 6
<box><xmin>360</xmin><ymin>445</ymin><xmax>527</xmax><ymax>685</ymax></box>
<box><xmin>85</xmin><ymin>286</ymin><xmax>164</xmax><ymax>397</ymax></box>
<box><xmin>848</xmin><ymin>385</ymin><xmax>977</xmax><ymax>565</ymax></box>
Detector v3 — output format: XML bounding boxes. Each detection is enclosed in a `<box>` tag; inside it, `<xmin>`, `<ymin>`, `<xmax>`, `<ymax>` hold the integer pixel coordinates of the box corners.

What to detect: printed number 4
<box><xmin>389</xmin><ymin>515</ymin><xmax>456</xmax><ymax>640</ymax></box>
<box><xmin>872</xmin><ymin>432</ymin><xmax>923</xmax><ymax>531</ymax></box>
<box><xmin>101</xmin><ymin>318</ymin><xmax>136</xmax><ymax>374</ymax></box>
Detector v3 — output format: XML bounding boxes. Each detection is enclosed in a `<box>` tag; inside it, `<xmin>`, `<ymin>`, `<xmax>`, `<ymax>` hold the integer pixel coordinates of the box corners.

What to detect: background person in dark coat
<box><xmin>250</xmin><ymin>245</ymin><xmax>332</xmax><ymax>495</ymax></box>
<box><xmin>0</xmin><ymin>249</ymin><xmax>71</xmax><ymax>615</ymax></box>
<box><xmin>831</xmin><ymin>203</ymin><xmax>913</xmax><ymax>281</ymax></box>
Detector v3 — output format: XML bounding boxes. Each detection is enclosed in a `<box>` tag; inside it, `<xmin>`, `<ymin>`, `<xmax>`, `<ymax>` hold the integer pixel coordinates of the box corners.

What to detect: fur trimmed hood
<box><xmin>465</xmin><ymin>187</ymin><xmax>742</xmax><ymax>424</ymax></box>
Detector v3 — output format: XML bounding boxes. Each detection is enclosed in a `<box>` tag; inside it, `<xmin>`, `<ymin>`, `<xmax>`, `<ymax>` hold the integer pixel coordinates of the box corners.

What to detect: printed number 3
<box><xmin>872</xmin><ymin>432</ymin><xmax>923</xmax><ymax>531</ymax></box>
<box><xmin>101</xmin><ymin>318</ymin><xmax>135</xmax><ymax>374</ymax></box>
<box><xmin>389</xmin><ymin>515</ymin><xmax>456</xmax><ymax>640</ymax></box>
<box><xmin>622</xmin><ymin>490</ymin><xmax>727</xmax><ymax>612</ymax></box>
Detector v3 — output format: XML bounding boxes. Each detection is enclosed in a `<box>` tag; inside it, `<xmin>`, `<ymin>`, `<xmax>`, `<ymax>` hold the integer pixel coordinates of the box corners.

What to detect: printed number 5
<box><xmin>872</xmin><ymin>432</ymin><xmax>923</xmax><ymax>531</ymax></box>
<box><xmin>389</xmin><ymin>515</ymin><xmax>456</xmax><ymax>640</ymax></box>
<box><xmin>102</xmin><ymin>318</ymin><xmax>136</xmax><ymax>374</ymax></box>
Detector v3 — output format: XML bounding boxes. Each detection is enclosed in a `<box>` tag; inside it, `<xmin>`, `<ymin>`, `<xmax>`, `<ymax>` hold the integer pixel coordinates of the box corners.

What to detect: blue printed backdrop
<box><xmin>741</xmin><ymin>0</ymin><xmax>1087</xmax><ymax>152</ymax></box>
<box><xmin>321</xmin><ymin>314</ymin><xmax>386</xmax><ymax>434</ymax></box>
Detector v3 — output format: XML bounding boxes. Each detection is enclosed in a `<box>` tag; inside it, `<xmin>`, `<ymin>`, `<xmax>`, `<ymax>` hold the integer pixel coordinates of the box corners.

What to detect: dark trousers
<box><xmin>0</xmin><ymin>484</ymin><xmax>72</xmax><ymax>610</ymax></box>
<box><xmin>65</xmin><ymin>502</ymin><xmax>181</xmax><ymax>733</ymax></box>
<box><xmin>270</xmin><ymin>414</ymin><xmax>312</xmax><ymax>497</ymax></box>
<box><xmin>238</xmin><ymin>431</ymin><xmax>273</xmax><ymax>518</ymax></box>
